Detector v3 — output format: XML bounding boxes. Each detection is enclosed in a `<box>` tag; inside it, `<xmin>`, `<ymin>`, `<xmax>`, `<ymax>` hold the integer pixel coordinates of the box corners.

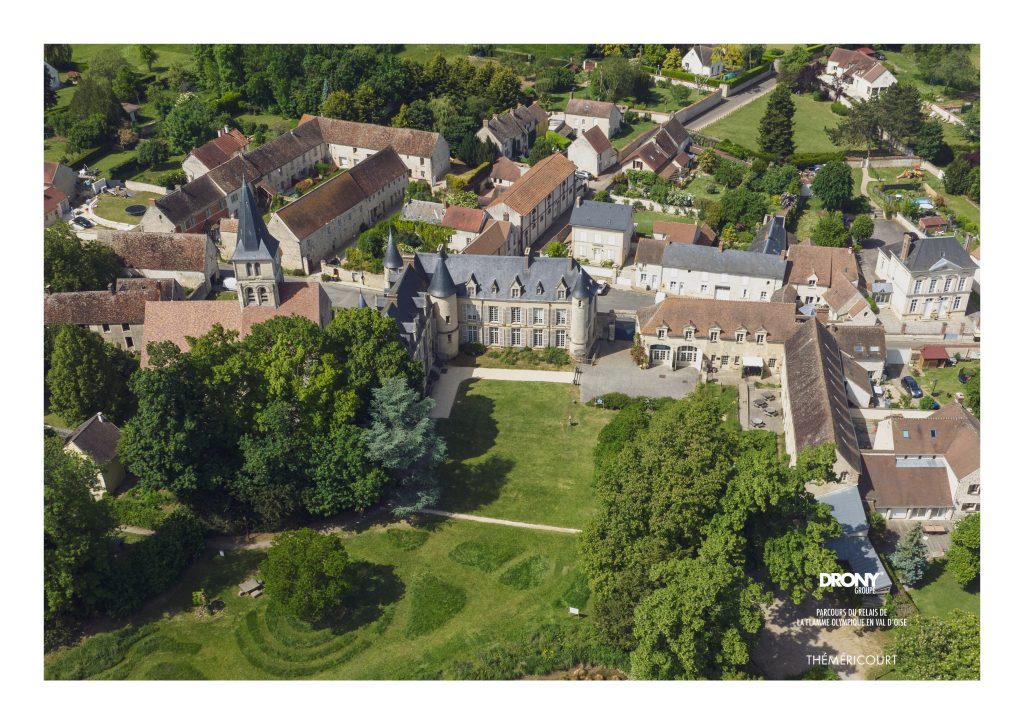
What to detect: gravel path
<box><xmin>418</xmin><ymin>509</ymin><xmax>581</xmax><ymax>534</ymax></box>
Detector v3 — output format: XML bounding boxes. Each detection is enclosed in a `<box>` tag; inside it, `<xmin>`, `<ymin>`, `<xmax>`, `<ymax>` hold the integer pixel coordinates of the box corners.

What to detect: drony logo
<box><xmin>819</xmin><ymin>572</ymin><xmax>880</xmax><ymax>594</ymax></box>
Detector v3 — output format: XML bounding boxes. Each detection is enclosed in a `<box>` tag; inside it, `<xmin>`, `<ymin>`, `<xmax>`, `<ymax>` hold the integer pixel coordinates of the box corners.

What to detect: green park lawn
<box><xmin>44</xmin><ymin>518</ymin><xmax>593</xmax><ymax>680</ymax></box>
<box><xmin>633</xmin><ymin>209</ymin><xmax>699</xmax><ymax>236</ymax></box>
<box><xmin>436</xmin><ymin>379</ymin><xmax>614</xmax><ymax>529</ymax></box>
<box><xmin>93</xmin><ymin>191</ymin><xmax>161</xmax><ymax>225</ymax></box>
<box><xmin>910</xmin><ymin>360</ymin><xmax>979</xmax><ymax>407</ymax></box>
<box><xmin>881</xmin><ymin>47</ymin><xmax>980</xmax><ymax>103</ymax></box>
<box><xmin>906</xmin><ymin>558</ymin><xmax>980</xmax><ymax>619</ymax></box>
<box><xmin>612</xmin><ymin>119</ymin><xmax>658</xmax><ymax>150</ymax></box>
<box><xmin>704</xmin><ymin>92</ymin><xmax>844</xmax><ymax>155</ymax></box>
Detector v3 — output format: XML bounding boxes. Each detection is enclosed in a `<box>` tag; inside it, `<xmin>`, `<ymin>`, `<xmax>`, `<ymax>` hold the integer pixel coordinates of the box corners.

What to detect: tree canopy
<box><xmin>260</xmin><ymin>528</ymin><xmax>351</xmax><ymax>623</ymax></box>
<box><xmin>886</xmin><ymin>611</ymin><xmax>980</xmax><ymax>680</ymax></box>
<box><xmin>46</xmin><ymin>324</ymin><xmax>137</xmax><ymax>426</ymax></box>
<box><xmin>810</xmin><ymin>160</ymin><xmax>853</xmax><ymax>211</ymax></box>
<box><xmin>758</xmin><ymin>85</ymin><xmax>796</xmax><ymax>161</ymax></box>
<box><xmin>44</xmin><ymin>223</ymin><xmax>122</xmax><ymax>293</ymax></box>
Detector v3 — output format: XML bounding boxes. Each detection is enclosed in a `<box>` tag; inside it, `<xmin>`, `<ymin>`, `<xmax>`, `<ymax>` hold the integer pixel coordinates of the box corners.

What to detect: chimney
<box><xmin>108</xmin><ymin>282</ymin><xmax>116</xmax><ymax>295</ymax></box>
<box><xmin>45</xmin><ymin>285</ymin><xmax>52</xmax><ymax>295</ymax></box>
<box><xmin>148</xmin><ymin>198</ymin><xmax>157</xmax><ymax>206</ymax></box>
<box><xmin>900</xmin><ymin>232</ymin><xmax>913</xmax><ymax>260</ymax></box>
<box><xmin>963</xmin><ymin>235</ymin><xmax>970</xmax><ymax>253</ymax></box>
<box><xmin>97</xmin><ymin>412</ymin><xmax>104</xmax><ymax>423</ymax></box>
<box><xmin>524</xmin><ymin>246</ymin><xmax>532</xmax><ymax>269</ymax></box>
<box><xmin>576</xmin><ymin>195</ymin><xmax>583</xmax><ymax>207</ymax></box>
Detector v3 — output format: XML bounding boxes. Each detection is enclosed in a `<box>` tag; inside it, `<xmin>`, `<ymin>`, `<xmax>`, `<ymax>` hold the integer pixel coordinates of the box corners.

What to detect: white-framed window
<box><xmin>968</xmin><ymin>484</ymin><xmax>980</xmax><ymax>495</ymax></box>
<box><xmin>640</xmin><ymin>273</ymin><xmax>647</xmax><ymax>282</ymax></box>
<box><xmin>557</xmin><ymin>288</ymin><xmax>566</xmax><ymax>300</ymax></box>
<box><xmin>511</xmin><ymin>329</ymin><xmax>522</xmax><ymax>346</ymax></box>
<box><xmin>464</xmin><ymin>304</ymin><xmax>479</xmax><ymax>321</ymax></box>
<box><xmin>768</xmin><ymin>357</ymin><xmax>777</xmax><ymax>368</ymax></box>
<box><xmin>555</xmin><ymin>330</ymin><xmax>567</xmax><ymax>347</ymax></box>
<box><xmin>487</xmin><ymin>327</ymin><xmax>499</xmax><ymax>345</ymax></box>
<box><xmin>532</xmin><ymin>308</ymin><xmax>544</xmax><ymax>324</ymax></box>
<box><xmin>909</xmin><ymin>299</ymin><xmax>918</xmax><ymax>313</ymax></box>
<box><xmin>556</xmin><ymin>309</ymin><xmax>567</xmax><ymax>325</ymax></box>
<box><xmin>913</xmin><ymin>280</ymin><xmax>922</xmax><ymax>294</ymax></box>
<box><xmin>511</xmin><ymin>307</ymin><xmax>522</xmax><ymax>324</ymax></box>
<box><xmin>700</xmin><ymin>284</ymin><xmax>709</xmax><ymax>295</ymax></box>
<box><xmin>683</xmin><ymin>329</ymin><xmax>693</xmax><ymax>341</ymax></box>
<box><xmin>511</xmin><ymin>287</ymin><xmax>520</xmax><ymax>298</ymax></box>
<box><xmin>710</xmin><ymin>330</ymin><xmax>719</xmax><ymax>343</ymax></box>
<box><xmin>755</xmin><ymin>332</ymin><xmax>766</xmax><ymax>344</ymax></box>
<box><xmin>958</xmin><ymin>277</ymin><xmax>966</xmax><ymax>291</ymax></box>
<box><xmin>488</xmin><ymin>306</ymin><xmax>500</xmax><ymax>323</ymax></box>
<box><xmin>657</xmin><ymin>329</ymin><xmax>666</xmax><ymax>339</ymax></box>
<box><xmin>735</xmin><ymin>331</ymin><xmax>746</xmax><ymax>343</ymax></box>
<box><xmin>928</xmin><ymin>278</ymin><xmax>937</xmax><ymax>293</ymax></box>
<box><xmin>943</xmin><ymin>277</ymin><xmax>952</xmax><ymax>292</ymax></box>
<box><xmin>953</xmin><ymin>296</ymin><xmax>962</xmax><ymax>310</ymax></box>
<box><xmin>532</xmin><ymin>329</ymin><xmax>544</xmax><ymax>347</ymax></box>
<box><xmin>466</xmin><ymin>327</ymin><xmax>479</xmax><ymax>343</ymax></box>
<box><xmin>760</xmin><ymin>291</ymin><xmax>768</xmax><ymax>300</ymax></box>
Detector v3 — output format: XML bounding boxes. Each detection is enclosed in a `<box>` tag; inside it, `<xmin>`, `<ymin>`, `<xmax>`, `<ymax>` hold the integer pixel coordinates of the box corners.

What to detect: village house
<box><xmin>633</xmin><ymin>242</ymin><xmax>786</xmax><ymax>301</ymax></box>
<box><xmin>635</xmin><ymin>296</ymin><xmax>800</xmax><ymax>377</ymax></box>
<box><xmin>564</xmin><ymin>98</ymin><xmax>623</xmax><ymax>138</ymax></box>
<box><xmin>376</xmin><ymin>237</ymin><xmax>598</xmax><ymax>374</ymax></box>
<box><xmin>873</xmin><ymin>234</ymin><xmax>977</xmax><ymax>322</ymax></box>
<box><xmin>780</xmin><ymin>243</ymin><xmax>876</xmax><ymax>324</ymax></box>
<box><xmin>400</xmin><ymin>199</ymin><xmax>446</xmax><ymax>225</ymax></box>
<box><xmin>442</xmin><ymin>206</ymin><xmax>490</xmax><ymax>253</ymax></box>
<box><xmin>63</xmin><ymin>412</ymin><xmax>126</xmax><ymax>498</ymax></box>
<box><xmin>44</xmin><ymin>186</ymin><xmax>70</xmax><ymax>227</ymax></box>
<box><xmin>97</xmin><ymin>230</ymin><xmax>220</xmax><ymax>298</ymax></box>
<box><xmin>44</xmin><ymin>278</ymin><xmax>183</xmax><ymax>353</ymax></box>
<box><xmin>567</xmin><ymin>126</ymin><xmax>617</xmax><ymax>177</ymax></box>
<box><xmin>476</xmin><ymin>103</ymin><xmax>548</xmax><ymax>160</ymax></box>
<box><xmin>182</xmin><ymin>127</ymin><xmax>251</xmax><ymax>181</ymax></box>
<box><xmin>266</xmin><ymin>147</ymin><xmax>408</xmax><ymax>273</ymax></box>
<box><xmin>682</xmin><ymin>45</ymin><xmax>724</xmax><ymax>77</ymax></box>
<box><xmin>44</xmin><ymin>161</ymin><xmax>78</xmax><ymax>226</ymax></box>
<box><xmin>619</xmin><ymin>117</ymin><xmax>692</xmax><ymax>178</ymax></box>
<box><xmin>749</xmin><ymin>213</ymin><xmax>791</xmax><ymax>256</ymax></box>
<box><xmin>486</xmin><ymin>152</ymin><xmax>578</xmax><ymax>255</ymax></box>
<box><xmin>830</xmin><ymin>324</ymin><xmax>887</xmax><ymax>382</ymax></box>
<box><xmin>141</xmin><ymin>116</ymin><xmax>449</xmax><ymax>234</ymax></box>
<box><xmin>463</xmin><ymin>219</ymin><xmax>516</xmax><ymax>256</ymax></box>
<box><xmin>860</xmin><ymin>405</ymin><xmax>980</xmax><ymax>520</ymax></box>
<box><xmin>781</xmin><ymin>318</ymin><xmax>863</xmax><ymax>482</ymax></box>
<box><xmin>140</xmin><ymin>180</ymin><xmax>331</xmax><ymax>366</ymax></box>
<box><xmin>822</xmin><ymin>47</ymin><xmax>897</xmax><ymax>103</ymax></box>
<box><xmin>651</xmin><ymin>220</ymin><xmax>717</xmax><ymax>246</ymax></box>
<box><xmin>569</xmin><ymin>199</ymin><xmax>634</xmax><ymax>267</ymax></box>
<box><xmin>488</xmin><ymin>156</ymin><xmax>525</xmax><ymax>190</ymax></box>
<box><xmin>918</xmin><ymin>215</ymin><xmax>950</xmax><ymax>236</ymax></box>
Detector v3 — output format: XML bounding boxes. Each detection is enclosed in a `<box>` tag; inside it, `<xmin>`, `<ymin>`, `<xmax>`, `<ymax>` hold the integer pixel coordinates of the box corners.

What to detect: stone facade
<box><xmin>873</xmin><ymin>235</ymin><xmax>976</xmax><ymax>322</ymax></box>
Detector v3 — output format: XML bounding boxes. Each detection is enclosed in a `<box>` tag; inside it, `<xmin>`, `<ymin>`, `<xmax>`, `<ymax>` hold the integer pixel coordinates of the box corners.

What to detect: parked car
<box><xmin>71</xmin><ymin>216</ymin><xmax>93</xmax><ymax>228</ymax></box>
<box><xmin>596</xmin><ymin>280</ymin><xmax>610</xmax><ymax>295</ymax></box>
<box><xmin>575</xmin><ymin>170</ymin><xmax>593</xmax><ymax>181</ymax></box>
<box><xmin>901</xmin><ymin>376</ymin><xmax>924</xmax><ymax>398</ymax></box>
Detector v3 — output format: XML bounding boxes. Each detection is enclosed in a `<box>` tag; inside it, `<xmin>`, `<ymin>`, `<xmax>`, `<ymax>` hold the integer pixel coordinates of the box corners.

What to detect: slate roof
<box><xmin>65</xmin><ymin>412</ymin><xmax>121</xmax><ymax>466</ymax></box>
<box><xmin>636</xmin><ymin>298</ymin><xmax>799</xmax><ymax>341</ymax></box>
<box><xmin>383</xmin><ymin>232</ymin><xmax>404</xmax><ymax>270</ymax></box>
<box><xmin>816</xmin><ymin>486</ymin><xmax>893</xmax><ymax>591</ymax></box>
<box><xmin>141</xmin><ymin>282</ymin><xmax>327</xmax><ymax>366</ymax></box>
<box><xmin>45</xmin><ymin>279</ymin><xmax>179</xmax><ymax>326</ymax></box>
<box><xmin>580</xmin><ymin>126</ymin><xmax>612</xmax><ymax>154</ymax></box>
<box><xmin>893</xmin><ymin>235</ymin><xmax>977</xmax><ymax>273</ymax></box>
<box><xmin>464</xmin><ymin>220</ymin><xmax>513</xmax><ymax>255</ymax></box>
<box><xmin>830</xmin><ymin>325</ymin><xmax>885</xmax><ymax>364</ymax></box>
<box><xmin>623</xmin><ymin>140</ymin><xmax>672</xmax><ymax>173</ymax></box>
<box><xmin>189</xmin><ymin>128</ymin><xmax>248</xmax><ymax>171</ymax></box>
<box><xmin>652</xmin><ymin>221</ymin><xmax>717</xmax><ymax>246</ymax></box>
<box><xmin>660</xmin><ymin>243</ymin><xmax>787</xmax><ymax>279</ymax></box>
<box><xmin>487</xmin><ymin>153</ymin><xmax>576</xmax><ymax>215</ymax></box>
<box><xmin>311</xmin><ymin>116</ymin><xmax>444</xmax><ymax>159</ymax></box>
<box><xmin>859</xmin><ymin>453</ymin><xmax>953</xmax><ymax>509</ymax></box>
<box><xmin>231</xmin><ymin>179</ymin><xmax>280</xmax><ymax>261</ymax></box>
<box><xmin>570</xmin><ymin>200</ymin><xmax>634</xmax><ymax>235</ymax></box>
<box><xmin>565</xmin><ymin>98</ymin><xmax>618</xmax><ymax>119</ymax></box>
<box><xmin>783</xmin><ymin>318</ymin><xmax>862</xmax><ymax>475</ymax></box>
<box><xmin>442</xmin><ymin>205</ymin><xmax>489</xmax><ymax>234</ymax></box>
<box><xmin>481</xmin><ymin>107</ymin><xmax>530</xmax><ymax>145</ymax></box>
<box><xmin>412</xmin><ymin>251</ymin><xmax>593</xmax><ymax>302</ymax></box>
<box><xmin>689</xmin><ymin>44</ymin><xmax>716</xmax><ymax>67</ymax></box>
<box><xmin>426</xmin><ymin>250</ymin><xmax>457</xmax><ymax>297</ymax></box>
<box><xmin>749</xmin><ymin>214</ymin><xmax>790</xmax><ymax>256</ymax></box>
<box><xmin>401</xmin><ymin>200</ymin><xmax>445</xmax><ymax>225</ymax></box>
<box><xmin>99</xmin><ymin>231</ymin><xmax>208</xmax><ymax>273</ymax></box>
<box><xmin>273</xmin><ymin>148</ymin><xmax>406</xmax><ymax>241</ymax></box>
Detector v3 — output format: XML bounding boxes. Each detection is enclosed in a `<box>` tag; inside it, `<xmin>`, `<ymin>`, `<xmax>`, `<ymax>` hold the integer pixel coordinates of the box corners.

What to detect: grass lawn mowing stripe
<box><xmin>498</xmin><ymin>555</ymin><xmax>550</xmax><ymax>590</ymax></box>
<box><xmin>448</xmin><ymin>538</ymin><xmax>523</xmax><ymax>572</ymax></box>
<box><xmin>405</xmin><ymin>574</ymin><xmax>468</xmax><ymax>638</ymax></box>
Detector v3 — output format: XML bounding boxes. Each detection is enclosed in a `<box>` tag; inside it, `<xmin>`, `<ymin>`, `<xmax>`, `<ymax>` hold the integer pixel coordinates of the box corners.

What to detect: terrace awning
<box><xmin>742</xmin><ymin>356</ymin><xmax>764</xmax><ymax>368</ymax></box>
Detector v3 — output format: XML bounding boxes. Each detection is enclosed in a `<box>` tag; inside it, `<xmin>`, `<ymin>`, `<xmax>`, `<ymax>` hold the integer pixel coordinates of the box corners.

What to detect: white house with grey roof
<box><xmin>633</xmin><ymin>243</ymin><xmax>786</xmax><ymax>301</ymax></box>
<box><xmin>377</xmin><ymin>236</ymin><xmax>598</xmax><ymax>369</ymax></box>
<box><xmin>682</xmin><ymin>45</ymin><xmax>724</xmax><ymax>77</ymax></box>
<box><xmin>564</xmin><ymin>99</ymin><xmax>622</xmax><ymax>138</ymax></box>
<box><xmin>873</xmin><ymin>234</ymin><xmax>977</xmax><ymax>322</ymax></box>
<box><xmin>569</xmin><ymin>200</ymin><xmax>634</xmax><ymax>267</ymax></box>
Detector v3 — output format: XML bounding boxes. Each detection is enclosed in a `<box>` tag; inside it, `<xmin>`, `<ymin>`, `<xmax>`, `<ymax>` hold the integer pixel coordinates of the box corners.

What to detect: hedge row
<box><xmin>641</xmin><ymin>64</ymin><xmax>723</xmax><ymax>87</ymax></box>
<box><xmin>723</xmin><ymin>63</ymin><xmax>773</xmax><ymax>88</ymax></box>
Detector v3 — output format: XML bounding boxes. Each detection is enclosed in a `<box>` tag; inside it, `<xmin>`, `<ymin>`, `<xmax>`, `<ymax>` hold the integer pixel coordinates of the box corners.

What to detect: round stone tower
<box><xmin>569</xmin><ymin>262</ymin><xmax>594</xmax><ymax>359</ymax></box>
<box><xmin>428</xmin><ymin>248</ymin><xmax>460</xmax><ymax>360</ymax></box>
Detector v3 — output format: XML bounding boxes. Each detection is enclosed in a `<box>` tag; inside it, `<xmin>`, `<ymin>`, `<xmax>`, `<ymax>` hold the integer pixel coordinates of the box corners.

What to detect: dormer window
<box><xmin>683</xmin><ymin>328</ymin><xmax>694</xmax><ymax>341</ymax></box>
<box><xmin>511</xmin><ymin>287</ymin><xmax>520</xmax><ymax>298</ymax></box>
<box><xmin>491</xmin><ymin>281</ymin><xmax>499</xmax><ymax>294</ymax></box>
<box><xmin>657</xmin><ymin>328</ymin><xmax>667</xmax><ymax>339</ymax></box>
<box><xmin>854</xmin><ymin>344</ymin><xmax>865</xmax><ymax>353</ymax></box>
<box><xmin>709</xmin><ymin>329</ymin><xmax>719</xmax><ymax>343</ymax></box>
<box><xmin>807</xmin><ymin>276</ymin><xmax>817</xmax><ymax>287</ymax></box>
<box><xmin>735</xmin><ymin>331</ymin><xmax>746</xmax><ymax>343</ymax></box>
<box><xmin>536</xmin><ymin>282</ymin><xmax>544</xmax><ymax>295</ymax></box>
<box><xmin>755</xmin><ymin>332</ymin><xmax>766</xmax><ymax>344</ymax></box>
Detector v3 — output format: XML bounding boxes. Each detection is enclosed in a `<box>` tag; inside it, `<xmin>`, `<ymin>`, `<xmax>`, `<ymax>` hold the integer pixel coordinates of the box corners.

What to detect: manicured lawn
<box><xmin>794</xmin><ymin>195</ymin><xmax>827</xmax><ymax>242</ymax></box>
<box><xmin>44</xmin><ymin>412</ymin><xmax>71</xmax><ymax>429</ymax></box>
<box><xmin>396</xmin><ymin>44</ymin><xmax>471</xmax><ymax>65</ymax></box>
<box><xmin>437</xmin><ymin>379</ymin><xmax>614</xmax><ymax>529</ymax></box>
<box><xmin>634</xmin><ymin>209</ymin><xmax>698</xmax><ymax>236</ymax></box>
<box><xmin>882</xmin><ymin>48</ymin><xmax>980</xmax><ymax>102</ymax></box>
<box><xmin>611</xmin><ymin>119</ymin><xmax>658</xmax><ymax>150</ymax></box>
<box><xmin>910</xmin><ymin>360</ymin><xmax>978</xmax><ymax>407</ymax></box>
<box><xmin>69</xmin><ymin>44</ymin><xmax>194</xmax><ymax>75</ymax></box>
<box><xmin>907</xmin><ymin>558</ymin><xmax>980</xmax><ymax>619</ymax></box>
<box><xmin>704</xmin><ymin>93</ymin><xmax>844</xmax><ymax>155</ymax></box>
<box><xmin>93</xmin><ymin>191</ymin><xmax>160</xmax><ymax>225</ymax></box>
<box><xmin>922</xmin><ymin>171</ymin><xmax>980</xmax><ymax>234</ymax></box>
<box><xmin>44</xmin><ymin>519</ymin><xmax>591</xmax><ymax>679</ymax></box>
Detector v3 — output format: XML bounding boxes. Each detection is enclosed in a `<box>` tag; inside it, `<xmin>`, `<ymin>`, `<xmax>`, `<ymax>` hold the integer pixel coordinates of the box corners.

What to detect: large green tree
<box><xmin>878</xmin><ymin>83</ymin><xmax>925</xmax><ymax>147</ymax></box>
<box><xmin>44</xmin><ymin>223</ymin><xmax>122</xmax><ymax>293</ymax></box>
<box><xmin>46</xmin><ymin>325</ymin><xmax>137</xmax><ymax>427</ymax></box>
<box><xmin>68</xmin><ymin>77</ymin><xmax>121</xmax><ymax>128</ymax></box>
<box><xmin>811</xmin><ymin>211</ymin><xmax>850</xmax><ymax>247</ymax></box>
<box><xmin>810</xmin><ymin>160</ymin><xmax>854</xmax><ymax>211</ymax></box>
<box><xmin>137</xmin><ymin>45</ymin><xmax>157</xmax><ymax>72</ymax></box>
<box><xmin>914</xmin><ymin>119</ymin><xmax>951</xmax><ymax>164</ymax></box>
<box><xmin>162</xmin><ymin>97</ymin><xmax>219</xmax><ymax>153</ymax></box>
<box><xmin>943</xmin><ymin>157</ymin><xmax>972</xmax><ymax>196</ymax></box>
<box><xmin>891</xmin><ymin>523</ymin><xmax>928</xmax><ymax>586</ymax></box>
<box><xmin>777</xmin><ymin>46</ymin><xmax>810</xmax><ymax>89</ymax></box>
<box><xmin>758</xmin><ymin>85</ymin><xmax>796</xmax><ymax>161</ymax></box>
<box><xmin>45</xmin><ymin>44</ymin><xmax>73</xmax><ymax>69</ymax></box>
<box><xmin>946</xmin><ymin>514</ymin><xmax>980</xmax><ymax>587</ymax></box>
<box><xmin>260</xmin><ymin>528</ymin><xmax>350</xmax><ymax>623</ymax></box>
<box><xmin>826</xmin><ymin>98</ymin><xmax>882</xmax><ymax>157</ymax></box>
<box><xmin>44</xmin><ymin>435</ymin><xmax>116</xmax><ymax>641</ymax></box>
<box><xmin>717</xmin><ymin>186</ymin><xmax>770</xmax><ymax>230</ymax></box>
<box><xmin>886</xmin><ymin>611</ymin><xmax>980</xmax><ymax>680</ymax></box>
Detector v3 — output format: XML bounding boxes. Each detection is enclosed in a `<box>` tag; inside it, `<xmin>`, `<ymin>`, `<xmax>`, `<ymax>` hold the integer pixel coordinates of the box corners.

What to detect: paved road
<box><xmin>597</xmin><ymin>287</ymin><xmax>657</xmax><ymax>314</ymax></box>
<box><xmin>687</xmin><ymin>76</ymin><xmax>779</xmax><ymax>131</ymax></box>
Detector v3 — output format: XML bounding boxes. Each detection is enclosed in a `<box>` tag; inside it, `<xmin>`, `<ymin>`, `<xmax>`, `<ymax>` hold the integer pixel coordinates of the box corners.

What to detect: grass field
<box><xmin>704</xmin><ymin>93</ymin><xmax>844</xmax><ymax>155</ymax></box>
<box><xmin>93</xmin><ymin>192</ymin><xmax>160</xmax><ymax>225</ymax></box>
<box><xmin>910</xmin><ymin>360</ymin><xmax>979</xmax><ymax>407</ymax></box>
<box><xmin>882</xmin><ymin>47</ymin><xmax>980</xmax><ymax>102</ymax></box>
<box><xmin>44</xmin><ymin>519</ymin><xmax>594</xmax><ymax>680</ymax></box>
<box><xmin>611</xmin><ymin>119</ymin><xmax>658</xmax><ymax>150</ymax></box>
<box><xmin>907</xmin><ymin>558</ymin><xmax>980</xmax><ymax>619</ymax></box>
<box><xmin>67</xmin><ymin>44</ymin><xmax>195</xmax><ymax>76</ymax></box>
<box><xmin>634</xmin><ymin>209</ymin><xmax>698</xmax><ymax>235</ymax></box>
<box><xmin>437</xmin><ymin>380</ymin><xmax>614</xmax><ymax>529</ymax></box>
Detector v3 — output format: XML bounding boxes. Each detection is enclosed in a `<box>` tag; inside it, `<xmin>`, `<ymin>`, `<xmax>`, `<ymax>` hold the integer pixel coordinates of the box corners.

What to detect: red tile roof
<box><xmin>920</xmin><ymin>345</ymin><xmax>949</xmax><ymax>360</ymax></box>
<box><xmin>442</xmin><ymin>205</ymin><xmax>488</xmax><ymax>234</ymax></box>
<box><xmin>44</xmin><ymin>186</ymin><xmax>67</xmax><ymax>214</ymax></box>
<box><xmin>141</xmin><ymin>282</ymin><xmax>327</xmax><ymax>366</ymax></box>
<box><xmin>45</xmin><ymin>279</ymin><xmax>180</xmax><ymax>326</ymax></box>
<box><xmin>99</xmin><ymin>231</ymin><xmax>209</xmax><ymax>273</ymax></box>
<box><xmin>652</xmin><ymin>221</ymin><xmax>717</xmax><ymax>246</ymax></box>
<box><xmin>189</xmin><ymin>128</ymin><xmax>249</xmax><ymax>171</ymax></box>
<box><xmin>581</xmin><ymin>126</ymin><xmax>612</xmax><ymax>155</ymax></box>
<box><xmin>487</xmin><ymin>153</ymin><xmax>576</xmax><ymax>215</ymax></box>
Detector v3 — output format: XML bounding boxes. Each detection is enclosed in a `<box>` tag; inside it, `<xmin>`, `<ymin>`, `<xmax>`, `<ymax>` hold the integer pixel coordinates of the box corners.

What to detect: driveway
<box><xmin>687</xmin><ymin>76</ymin><xmax>779</xmax><ymax>131</ymax></box>
<box><xmin>597</xmin><ymin>287</ymin><xmax>657</xmax><ymax>314</ymax></box>
<box><xmin>580</xmin><ymin>340</ymin><xmax>699</xmax><ymax>402</ymax></box>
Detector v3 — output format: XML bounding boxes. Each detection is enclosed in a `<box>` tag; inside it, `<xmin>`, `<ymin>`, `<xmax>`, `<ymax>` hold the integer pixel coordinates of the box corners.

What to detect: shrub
<box><xmin>461</xmin><ymin>342</ymin><xmax>486</xmax><ymax>357</ymax></box>
<box><xmin>498</xmin><ymin>555</ymin><xmax>550</xmax><ymax>590</ymax></box>
<box><xmin>591</xmin><ymin>392</ymin><xmax>632</xmax><ymax>410</ymax></box>
<box><xmin>813</xmin><ymin>89</ymin><xmax>829</xmax><ymax>102</ymax></box>
<box><xmin>830</xmin><ymin>101</ymin><xmax>849</xmax><ymax>116</ymax></box>
<box><xmin>158</xmin><ymin>170</ymin><xmax>187</xmax><ymax>188</ymax></box>
<box><xmin>110</xmin><ymin>487</ymin><xmax>181</xmax><ymax>529</ymax></box>
<box><xmin>448</xmin><ymin>539</ymin><xmax>522</xmax><ymax>572</ymax></box>
<box><xmin>385</xmin><ymin>527</ymin><xmax>429</xmax><ymax>551</ymax></box>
